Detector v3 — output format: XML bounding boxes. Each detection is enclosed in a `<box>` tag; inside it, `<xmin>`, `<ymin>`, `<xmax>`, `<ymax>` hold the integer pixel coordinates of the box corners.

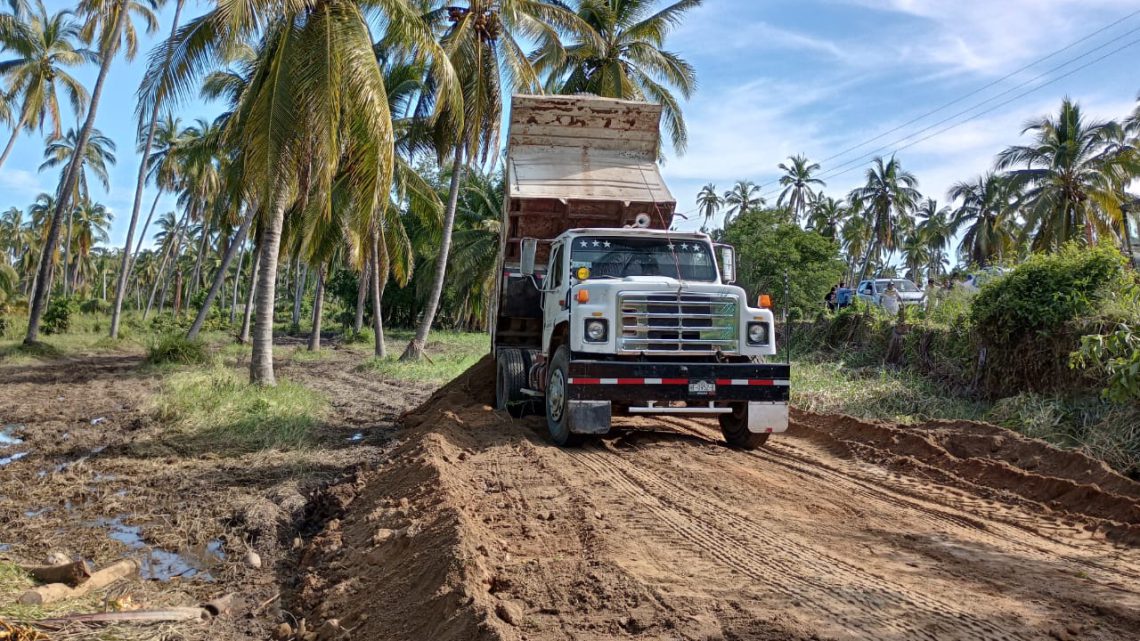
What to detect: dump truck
<box><xmin>492</xmin><ymin>95</ymin><xmax>790</xmax><ymax>448</ymax></box>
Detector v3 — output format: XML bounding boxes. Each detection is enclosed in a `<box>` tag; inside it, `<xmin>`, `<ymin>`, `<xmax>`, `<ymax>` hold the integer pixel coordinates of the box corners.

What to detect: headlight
<box><xmin>585</xmin><ymin>320</ymin><xmax>608</xmax><ymax>342</ymax></box>
<box><xmin>747</xmin><ymin>322</ymin><xmax>769</xmax><ymax>345</ymax></box>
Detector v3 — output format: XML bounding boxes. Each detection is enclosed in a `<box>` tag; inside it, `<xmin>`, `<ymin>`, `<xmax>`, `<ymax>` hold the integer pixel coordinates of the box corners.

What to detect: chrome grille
<box><xmin>619</xmin><ymin>292</ymin><xmax>738</xmax><ymax>354</ymax></box>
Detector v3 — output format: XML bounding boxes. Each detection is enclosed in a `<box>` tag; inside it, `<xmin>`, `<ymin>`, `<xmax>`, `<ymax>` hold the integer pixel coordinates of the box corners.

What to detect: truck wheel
<box><xmin>546</xmin><ymin>346</ymin><xmax>581</xmax><ymax>446</ymax></box>
<box><xmin>496</xmin><ymin>349</ymin><xmax>529</xmax><ymax>418</ymax></box>
<box><xmin>719</xmin><ymin>404</ymin><xmax>769</xmax><ymax>450</ymax></box>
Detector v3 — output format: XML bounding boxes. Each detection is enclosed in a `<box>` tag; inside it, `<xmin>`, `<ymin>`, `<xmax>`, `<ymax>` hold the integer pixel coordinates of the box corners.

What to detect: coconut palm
<box><xmin>915</xmin><ymin>198</ymin><xmax>952</xmax><ymax>279</ymax></box>
<box><xmin>839</xmin><ymin>209</ymin><xmax>870</xmax><ymax>282</ymax></box>
<box><xmin>777</xmin><ymin>154</ymin><xmax>824</xmax><ymax>224</ymax></box>
<box><xmin>66</xmin><ymin>198</ymin><xmax>111</xmax><ymax>293</ymax></box>
<box><xmin>695</xmin><ymin>183</ymin><xmax>720</xmax><ymax>232</ymax></box>
<box><xmin>24</xmin><ymin>0</ymin><xmax>160</xmax><ymax>344</ymax></box>
<box><xmin>137</xmin><ymin>0</ymin><xmax>461</xmax><ymax>382</ymax></box>
<box><xmin>39</xmin><ymin>126</ymin><xmax>116</xmax><ymax>295</ymax></box>
<box><xmin>722</xmin><ymin>180</ymin><xmax>762</xmax><ymax>226</ymax></box>
<box><xmin>805</xmin><ymin>194</ymin><xmax>845</xmax><ymax>240</ymax></box>
<box><xmin>0</xmin><ymin>206</ymin><xmax>23</xmax><ymax>262</ymax></box>
<box><xmin>996</xmin><ymin>98</ymin><xmax>1123</xmax><ymax>251</ymax></box>
<box><xmin>446</xmin><ymin>169</ymin><xmax>503</xmax><ymax>330</ymax></box>
<box><xmin>110</xmin><ymin>0</ymin><xmax>186</xmax><ymax>339</ymax></box>
<box><xmin>533</xmin><ymin>0</ymin><xmax>699</xmax><ymax>153</ymax></box>
<box><xmin>400</xmin><ymin>0</ymin><xmax>589</xmax><ymax>361</ymax></box>
<box><xmin>0</xmin><ymin>2</ymin><xmax>93</xmax><ymax>169</ymax></box>
<box><xmin>949</xmin><ymin>173</ymin><xmax>1018</xmax><ymax>267</ymax></box>
<box><xmin>848</xmin><ymin>156</ymin><xmax>921</xmax><ymax>281</ymax></box>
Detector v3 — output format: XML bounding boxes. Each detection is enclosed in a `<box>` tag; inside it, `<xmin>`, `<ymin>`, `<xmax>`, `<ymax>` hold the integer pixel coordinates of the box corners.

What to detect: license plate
<box><xmin>689</xmin><ymin>380</ymin><xmax>716</xmax><ymax>396</ymax></box>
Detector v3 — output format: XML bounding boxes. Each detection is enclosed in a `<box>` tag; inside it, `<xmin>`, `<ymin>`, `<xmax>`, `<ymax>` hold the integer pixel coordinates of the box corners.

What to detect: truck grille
<box><xmin>619</xmin><ymin>292</ymin><xmax>738</xmax><ymax>354</ymax></box>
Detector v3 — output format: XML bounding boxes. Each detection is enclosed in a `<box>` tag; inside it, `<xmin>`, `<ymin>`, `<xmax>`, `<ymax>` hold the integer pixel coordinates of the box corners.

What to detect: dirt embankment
<box><xmin>295</xmin><ymin>357</ymin><xmax>1140</xmax><ymax>641</ymax></box>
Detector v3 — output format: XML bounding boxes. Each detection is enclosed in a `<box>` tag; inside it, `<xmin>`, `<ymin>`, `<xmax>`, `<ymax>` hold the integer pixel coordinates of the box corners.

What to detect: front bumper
<box><xmin>563</xmin><ymin>360</ymin><xmax>790</xmax><ymax>435</ymax></box>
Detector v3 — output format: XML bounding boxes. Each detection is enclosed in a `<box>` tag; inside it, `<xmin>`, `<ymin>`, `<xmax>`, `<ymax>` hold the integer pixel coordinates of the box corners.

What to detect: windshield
<box><xmin>570</xmin><ymin>236</ymin><xmax>718</xmax><ymax>282</ymax></box>
<box><xmin>877</xmin><ymin>279</ymin><xmax>919</xmax><ymax>293</ymax></box>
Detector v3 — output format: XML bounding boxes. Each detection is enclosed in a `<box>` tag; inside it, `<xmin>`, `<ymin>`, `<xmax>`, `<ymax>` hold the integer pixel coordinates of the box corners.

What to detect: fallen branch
<box><xmin>18</xmin><ymin>560</ymin><xmax>138</xmax><ymax>606</ymax></box>
<box><xmin>19</xmin><ymin>560</ymin><xmax>92</xmax><ymax>587</ymax></box>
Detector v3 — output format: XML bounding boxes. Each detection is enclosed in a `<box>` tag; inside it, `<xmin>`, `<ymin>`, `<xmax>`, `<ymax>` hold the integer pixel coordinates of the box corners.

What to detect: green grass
<box><xmin>358</xmin><ymin>329</ymin><xmax>488</xmax><ymax>383</ymax></box>
<box><xmin>792</xmin><ymin>357</ymin><xmax>988</xmax><ymax>423</ymax></box>
<box><xmin>146</xmin><ymin>333</ymin><xmax>209</xmax><ymax>365</ymax></box>
<box><xmin>155</xmin><ymin>365</ymin><xmax>326</xmax><ymax>454</ymax></box>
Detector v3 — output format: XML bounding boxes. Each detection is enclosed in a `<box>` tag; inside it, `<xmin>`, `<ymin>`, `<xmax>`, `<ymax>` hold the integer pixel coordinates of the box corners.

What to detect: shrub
<box><xmin>42</xmin><ymin>297</ymin><xmax>77</xmax><ymax>335</ymax></box>
<box><xmin>79</xmin><ymin>298</ymin><xmax>111</xmax><ymax>315</ymax></box>
<box><xmin>971</xmin><ymin>243</ymin><xmax>1128</xmax><ymax>346</ymax></box>
<box><xmin>343</xmin><ymin>327</ymin><xmax>374</xmax><ymax>344</ymax></box>
<box><xmin>146</xmin><ymin>333</ymin><xmax>209</xmax><ymax>365</ymax></box>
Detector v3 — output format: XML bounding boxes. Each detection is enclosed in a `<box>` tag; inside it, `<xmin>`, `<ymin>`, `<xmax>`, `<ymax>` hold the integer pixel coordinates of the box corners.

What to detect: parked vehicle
<box><xmin>491</xmin><ymin>95</ymin><xmax>789</xmax><ymax>449</ymax></box>
<box><xmin>855</xmin><ymin>278</ymin><xmax>925</xmax><ymax>308</ymax></box>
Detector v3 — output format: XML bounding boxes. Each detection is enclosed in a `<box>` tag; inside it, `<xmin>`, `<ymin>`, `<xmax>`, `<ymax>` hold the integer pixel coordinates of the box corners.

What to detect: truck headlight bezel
<box><xmin>747</xmin><ymin>322</ymin><xmax>769</xmax><ymax>345</ymax></box>
<box><xmin>585</xmin><ymin>319</ymin><xmax>608</xmax><ymax>343</ymax></box>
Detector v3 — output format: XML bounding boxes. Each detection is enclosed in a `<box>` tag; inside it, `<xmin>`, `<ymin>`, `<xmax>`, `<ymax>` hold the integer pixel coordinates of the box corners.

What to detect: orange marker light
<box><xmin>577</xmin><ymin>289</ymin><xmax>590</xmax><ymax>303</ymax></box>
<box><xmin>758</xmin><ymin>294</ymin><xmax>772</xmax><ymax>309</ymax></box>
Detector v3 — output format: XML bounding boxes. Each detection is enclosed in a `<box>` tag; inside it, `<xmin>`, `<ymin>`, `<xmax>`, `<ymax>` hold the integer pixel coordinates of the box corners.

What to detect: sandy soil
<box><xmin>5</xmin><ymin>351</ymin><xmax>1140</xmax><ymax>640</ymax></box>
<box><xmin>295</xmin><ymin>357</ymin><xmax>1140</xmax><ymax>641</ymax></box>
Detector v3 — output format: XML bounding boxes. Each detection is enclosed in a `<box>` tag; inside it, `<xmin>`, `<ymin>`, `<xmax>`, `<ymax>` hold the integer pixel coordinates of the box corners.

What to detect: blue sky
<box><xmin>2</xmin><ymin>0</ymin><xmax>1138</xmax><ymax>247</ymax></box>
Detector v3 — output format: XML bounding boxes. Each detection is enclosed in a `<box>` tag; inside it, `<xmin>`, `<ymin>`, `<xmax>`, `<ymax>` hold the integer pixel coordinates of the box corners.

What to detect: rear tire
<box><xmin>719</xmin><ymin>404</ymin><xmax>769</xmax><ymax>449</ymax></box>
<box><xmin>496</xmin><ymin>349</ymin><xmax>529</xmax><ymax>418</ymax></box>
<box><xmin>545</xmin><ymin>346</ymin><xmax>581</xmax><ymax>446</ymax></box>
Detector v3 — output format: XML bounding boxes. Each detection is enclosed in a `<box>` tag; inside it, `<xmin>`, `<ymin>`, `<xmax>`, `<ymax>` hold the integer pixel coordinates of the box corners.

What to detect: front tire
<box><xmin>496</xmin><ymin>349</ymin><xmax>529</xmax><ymax>418</ymax></box>
<box><xmin>719</xmin><ymin>404</ymin><xmax>769</xmax><ymax>450</ymax></box>
<box><xmin>545</xmin><ymin>346</ymin><xmax>581</xmax><ymax>446</ymax></box>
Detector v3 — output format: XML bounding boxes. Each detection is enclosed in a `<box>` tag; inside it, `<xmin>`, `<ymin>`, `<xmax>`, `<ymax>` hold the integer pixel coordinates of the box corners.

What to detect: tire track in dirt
<box><xmin>567</xmin><ymin>442</ymin><xmax>1045</xmax><ymax>641</ymax></box>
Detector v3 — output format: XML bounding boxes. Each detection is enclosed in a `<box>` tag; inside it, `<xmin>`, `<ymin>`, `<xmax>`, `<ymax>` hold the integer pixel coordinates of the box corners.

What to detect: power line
<box><xmin>787</xmin><ymin>23</ymin><xmax>1140</xmax><ymax>193</ymax></box>
<box><xmin>805</xmin><ymin>34</ymin><xmax>1140</xmax><ymax>190</ymax></box>
<box><xmin>750</xmin><ymin>7</ymin><xmax>1140</xmax><ymax>199</ymax></box>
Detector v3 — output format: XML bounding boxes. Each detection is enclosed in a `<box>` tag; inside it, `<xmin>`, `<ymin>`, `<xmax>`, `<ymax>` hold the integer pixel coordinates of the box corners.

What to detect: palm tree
<box><xmin>840</xmin><ymin>209</ymin><xmax>871</xmax><ymax>283</ymax></box>
<box><xmin>110</xmin><ymin>0</ymin><xmax>186</xmax><ymax>339</ymax></box>
<box><xmin>722</xmin><ymin>180</ymin><xmax>762</xmax><ymax>226</ymax></box>
<box><xmin>139</xmin><ymin>0</ymin><xmax>461</xmax><ymax>383</ymax></box>
<box><xmin>848</xmin><ymin>156</ymin><xmax>921</xmax><ymax>281</ymax></box>
<box><xmin>996</xmin><ymin>98</ymin><xmax>1122</xmax><ymax>251</ymax></box>
<box><xmin>915</xmin><ymin>198</ymin><xmax>952</xmax><ymax>279</ymax></box>
<box><xmin>0</xmin><ymin>206</ymin><xmax>23</xmax><ymax>262</ymax></box>
<box><xmin>39</xmin><ymin>126</ymin><xmax>116</xmax><ymax>295</ymax></box>
<box><xmin>533</xmin><ymin>0</ymin><xmax>699</xmax><ymax>153</ymax></box>
<box><xmin>66</xmin><ymin>198</ymin><xmax>111</xmax><ymax>293</ymax></box>
<box><xmin>446</xmin><ymin>170</ymin><xmax>503</xmax><ymax>330</ymax></box>
<box><xmin>805</xmin><ymin>194</ymin><xmax>846</xmax><ymax>240</ymax></box>
<box><xmin>24</xmin><ymin>0</ymin><xmax>159</xmax><ymax>344</ymax></box>
<box><xmin>400</xmin><ymin>0</ymin><xmax>588</xmax><ymax>361</ymax></box>
<box><xmin>0</xmin><ymin>2</ymin><xmax>93</xmax><ymax>168</ymax></box>
<box><xmin>777</xmin><ymin>154</ymin><xmax>824</xmax><ymax>224</ymax></box>
<box><xmin>949</xmin><ymin>173</ymin><xmax>1018</xmax><ymax>267</ymax></box>
<box><xmin>696</xmin><ymin>183</ymin><xmax>720</xmax><ymax>232</ymax></box>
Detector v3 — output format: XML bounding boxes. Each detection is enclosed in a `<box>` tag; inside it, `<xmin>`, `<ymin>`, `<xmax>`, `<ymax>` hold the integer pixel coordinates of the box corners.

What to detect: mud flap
<box><xmin>748</xmin><ymin>402</ymin><xmax>788</xmax><ymax>434</ymax></box>
<box><xmin>568</xmin><ymin>400</ymin><xmax>611</xmax><ymax>435</ymax></box>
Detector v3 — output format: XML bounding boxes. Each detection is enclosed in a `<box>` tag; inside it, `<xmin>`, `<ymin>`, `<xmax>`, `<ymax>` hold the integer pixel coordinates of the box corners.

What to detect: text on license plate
<box><xmin>688</xmin><ymin>380</ymin><xmax>716</xmax><ymax>395</ymax></box>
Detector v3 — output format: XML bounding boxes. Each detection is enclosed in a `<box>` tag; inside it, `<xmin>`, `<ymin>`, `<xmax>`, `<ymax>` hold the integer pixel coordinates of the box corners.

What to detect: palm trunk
<box><xmin>239</xmin><ymin>239</ymin><xmax>261</xmax><ymax>344</ymax></box>
<box><xmin>187</xmin><ymin>208</ymin><xmax>253</xmax><ymax>340</ymax></box>
<box><xmin>401</xmin><ymin>145</ymin><xmax>464</xmax><ymax>361</ymax></box>
<box><xmin>308</xmin><ymin>266</ymin><xmax>325</xmax><ymax>352</ymax></box>
<box><xmin>371</xmin><ymin>228</ymin><xmax>386</xmax><ymax>358</ymax></box>
<box><xmin>25</xmin><ymin>7</ymin><xmax>127</xmax><ymax>344</ymax></box>
<box><xmin>62</xmin><ymin>207</ymin><xmax>74</xmax><ymax>297</ymax></box>
<box><xmin>353</xmin><ymin>260</ymin><xmax>368</xmax><ymax>334</ymax></box>
<box><xmin>0</xmin><ymin>123</ymin><xmax>23</xmax><ymax>170</ymax></box>
<box><xmin>144</xmin><ymin>210</ymin><xmax>190</xmax><ymax>320</ymax></box>
<box><xmin>291</xmin><ymin>259</ymin><xmax>306</xmax><ymax>331</ymax></box>
<box><xmin>230</xmin><ymin>240</ymin><xmax>247</xmax><ymax>324</ymax></box>
<box><xmin>189</xmin><ymin>218</ymin><xmax>211</xmax><ymax>296</ymax></box>
<box><xmin>250</xmin><ymin>203</ymin><xmax>286</xmax><ymax>385</ymax></box>
<box><xmin>110</xmin><ymin>0</ymin><xmax>186</xmax><ymax>339</ymax></box>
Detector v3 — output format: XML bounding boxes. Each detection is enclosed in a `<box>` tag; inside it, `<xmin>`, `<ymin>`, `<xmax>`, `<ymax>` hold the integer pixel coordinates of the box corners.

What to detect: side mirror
<box><xmin>520</xmin><ymin>238</ymin><xmax>538</xmax><ymax>276</ymax></box>
<box><xmin>716</xmin><ymin>244</ymin><xmax>736</xmax><ymax>284</ymax></box>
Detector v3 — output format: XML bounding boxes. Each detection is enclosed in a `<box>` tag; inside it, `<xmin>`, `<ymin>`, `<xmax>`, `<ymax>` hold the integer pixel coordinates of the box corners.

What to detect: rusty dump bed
<box><xmin>502</xmin><ymin>95</ymin><xmax>677</xmax><ymax>265</ymax></box>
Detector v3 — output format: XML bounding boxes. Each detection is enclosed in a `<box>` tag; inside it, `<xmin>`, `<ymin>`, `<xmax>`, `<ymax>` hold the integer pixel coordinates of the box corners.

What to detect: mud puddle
<box><xmin>91</xmin><ymin>517</ymin><xmax>225</xmax><ymax>582</ymax></box>
<box><xmin>0</xmin><ymin>424</ymin><xmax>24</xmax><ymax>446</ymax></box>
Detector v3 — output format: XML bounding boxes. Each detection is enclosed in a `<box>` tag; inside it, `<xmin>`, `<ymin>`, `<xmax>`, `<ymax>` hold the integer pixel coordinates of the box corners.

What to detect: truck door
<box><xmin>542</xmin><ymin>243</ymin><xmax>567</xmax><ymax>354</ymax></box>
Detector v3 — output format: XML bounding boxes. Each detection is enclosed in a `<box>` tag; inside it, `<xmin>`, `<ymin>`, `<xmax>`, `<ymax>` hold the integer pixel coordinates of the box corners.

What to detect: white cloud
<box><xmin>0</xmin><ymin>169</ymin><xmax>49</xmax><ymax>202</ymax></box>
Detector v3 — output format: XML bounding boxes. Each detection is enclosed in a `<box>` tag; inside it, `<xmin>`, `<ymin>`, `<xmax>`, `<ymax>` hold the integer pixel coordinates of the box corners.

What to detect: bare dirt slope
<box><xmin>297</xmin><ymin>357</ymin><xmax>1140</xmax><ymax>641</ymax></box>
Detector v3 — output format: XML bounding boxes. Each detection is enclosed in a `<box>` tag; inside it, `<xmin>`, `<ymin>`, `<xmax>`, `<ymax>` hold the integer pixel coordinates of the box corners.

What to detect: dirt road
<box><xmin>297</xmin><ymin>358</ymin><xmax>1140</xmax><ymax>641</ymax></box>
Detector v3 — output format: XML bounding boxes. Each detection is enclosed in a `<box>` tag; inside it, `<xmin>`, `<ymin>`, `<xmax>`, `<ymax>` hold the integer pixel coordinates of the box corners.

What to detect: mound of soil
<box><xmin>791</xmin><ymin>410</ymin><xmax>1140</xmax><ymax>544</ymax></box>
<box><xmin>293</xmin><ymin>358</ymin><xmax>1140</xmax><ymax>641</ymax></box>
